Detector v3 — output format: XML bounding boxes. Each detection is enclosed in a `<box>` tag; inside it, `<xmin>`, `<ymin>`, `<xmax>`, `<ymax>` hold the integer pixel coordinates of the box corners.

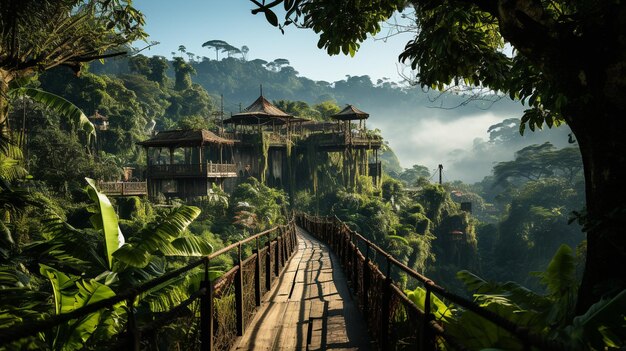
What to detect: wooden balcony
<box><xmin>98</xmin><ymin>181</ymin><xmax>147</xmax><ymax>196</ymax></box>
<box><xmin>308</xmin><ymin>132</ymin><xmax>383</xmax><ymax>151</ymax></box>
<box><xmin>148</xmin><ymin>163</ymin><xmax>238</xmax><ymax>178</ymax></box>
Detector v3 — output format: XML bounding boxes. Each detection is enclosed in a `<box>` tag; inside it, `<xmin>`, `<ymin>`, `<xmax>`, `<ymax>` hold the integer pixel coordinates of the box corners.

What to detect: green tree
<box><xmin>0</xmin><ymin>0</ymin><xmax>145</xmax><ymax>129</ymax></box>
<box><xmin>229</xmin><ymin>177</ymin><xmax>287</xmax><ymax>232</ymax></box>
<box><xmin>273</xmin><ymin>100</ymin><xmax>322</xmax><ymax>120</ymax></box>
<box><xmin>312</xmin><ymin>100</ymin><xmax>340</xmax><ymax>120</ymax></box>
<box><xmin>397</xmin><ymin>164</ymin><xmax>431</xmax><ymax>187</ymax></box>
<box><xmin>494</xmin><ymin>178</ymin><xmax>585</xmax><ymax>287</ymax></box>
<box><xmin>201</xmin><ymin>40</ymin><xmax>230</xmax><ymax>61</ymax></box>
<box><xmin>128</xmin><ymin>55</ymin><xmax>151</xmax><ymax>76</ymax></box>
<box><xmin>147</xmin><ymin>56</ymin><xmax>169</xmax><ymax>86</ymax></box>
<box><xmin>251</xmin><ymin>0</ymin><xmax>626</xmax><ymax>309</ymax></box>
<box><xmin>172</xmin><ymin>57</ymin><xmax>196</xmax><ymax>91</ymax></box>
<box><xmin>493</xmin><ymin>143</ymin><xmax>583</xmax><ymax>187</ymax></box>
<box><xmin>241</xmin><ymin>45</ymin><xmax>250</xmax><ymax>61</ymax></box>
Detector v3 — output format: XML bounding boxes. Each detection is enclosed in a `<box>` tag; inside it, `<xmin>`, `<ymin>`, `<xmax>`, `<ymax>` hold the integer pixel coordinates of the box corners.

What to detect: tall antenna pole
<box><xmin>260</xmin><ymin>84</ymin><xmax>263</xmax><ymax>97</ymax></box>
<box><xmin>220</xmin><ymin>94</ymin><xmax>224</xmax><ymax>131</ymax></box>
<box><xmin>438</xmin><ymin>164</ymin><xmax>443</xmax><ymax>185</ymax></box>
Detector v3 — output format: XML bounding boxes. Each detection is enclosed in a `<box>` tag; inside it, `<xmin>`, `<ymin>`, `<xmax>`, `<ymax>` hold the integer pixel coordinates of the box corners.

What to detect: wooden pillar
<box><xmin>363</xmin><ymin>245</ymin><xmax>370</xmax><ymax>320</ymax></box>
<box><xmin>381</xmin><ymin>256</ymin><xmax>392</xmax><ymax>347</ymax></box>
<box><xmin>422</xmin><ymin>288</ymin><xmax>434</xmax><ymax>351</ymax></box>
<box><xmin>200</xmin><ymin>260</ymin><xmax>214</xmax><ymax>351</ymax></box>
<box><xmin>266</xmin><ymin>234</ymin><xmax>272</xmax><ymax>291</ymax></box>
<box><xmin>199</xmin><ymin>145</ymin><xmax>203</xmax><ymax>173</ymax></box>
<box><xmin>275</xmin><ymin>236</ymin><xmax>280</xmax><ymax>276</ymax></box>
<box><xmin>255</xmin><ymin>238</ymin><xmax>262</xmax><ymax>306</ymax></box>
<box><xmin>235</xmin><ymin>243</ymin><xmax>244</xmax><ymax>336</ymax></box>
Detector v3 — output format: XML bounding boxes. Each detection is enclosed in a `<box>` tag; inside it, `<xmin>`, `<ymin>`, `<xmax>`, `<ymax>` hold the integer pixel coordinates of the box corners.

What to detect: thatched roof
<box><xmin>331</xmin><ymin>105</ymin><xmax>369</xmax><ymax>120</ymax></box>
<box><xmin>88</xmin><ymin>110</ymin><xmax>108</xmax><ymax>121</ymax></box>
<box><xmin>224</xmin><ymin>95</ymin><xmax>303</xmax><ymax>125</ymax></box>
<box><xmin>137</xmin><ymin>129</ymin><xmax>234</xmax><ymax>147</ymax></box>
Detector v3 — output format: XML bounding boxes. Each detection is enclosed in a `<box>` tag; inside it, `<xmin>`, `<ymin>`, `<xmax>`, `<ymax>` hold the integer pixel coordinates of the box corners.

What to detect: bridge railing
<box><xmin>0</xmin><ymin>221</ymin><xmax>298</xmax><ymax>351</ymax></box>
<box><xmin>297</xmin><ymin>213</ymin><xmax>567</xmax><ymax>351</ymax></box>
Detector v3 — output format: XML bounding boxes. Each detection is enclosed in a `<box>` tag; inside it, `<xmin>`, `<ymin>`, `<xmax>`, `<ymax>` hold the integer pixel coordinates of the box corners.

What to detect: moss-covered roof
<box><xmin>331</xmin><ymin>105</ymin><xmax>369</xmax><ymax>120</ymax></box>
<box><xmin>224</xmin><ymin>95</ymin><xmax>305</xmax><ymax>125</ymax></box>
<box><xmin>137</xmin><ymin>129</ymin><xmax>234</xmax><ymax>147</ymax></box>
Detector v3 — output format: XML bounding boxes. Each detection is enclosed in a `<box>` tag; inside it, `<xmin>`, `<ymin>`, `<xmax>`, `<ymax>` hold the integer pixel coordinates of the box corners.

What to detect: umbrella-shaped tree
<box><xmin>201</xmin><ymin>40</ymin><xmax>230</xmax><ymax>61</ymax></box>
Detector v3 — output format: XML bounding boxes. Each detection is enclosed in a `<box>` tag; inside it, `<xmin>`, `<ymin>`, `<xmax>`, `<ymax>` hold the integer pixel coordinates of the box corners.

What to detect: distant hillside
<box><xmin>91</xmin><ymin>55</ymin><xmax>572</xmax><ymax>183</ymax></box>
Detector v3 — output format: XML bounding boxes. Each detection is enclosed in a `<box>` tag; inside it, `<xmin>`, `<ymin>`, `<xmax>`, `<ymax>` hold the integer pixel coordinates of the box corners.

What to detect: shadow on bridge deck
<box><xmin>235</xmin><ymin>226</ymin><xmax>371</xmax><ymax>350</ymax></box>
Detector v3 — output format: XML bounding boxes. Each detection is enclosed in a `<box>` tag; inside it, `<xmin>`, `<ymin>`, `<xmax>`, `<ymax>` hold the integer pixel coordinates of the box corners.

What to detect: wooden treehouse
<box><xmin>222</xmin><ymin>95</ymin><xmax>384</xmax><ymax>189</ymax></box>
<box><xmin>223</xmin><ymin>93</ymin><xmax>308</xmax><ymax>188</ymax></box>
<box><xmin>137</xmin><ymin>129</ymin><xmax>237</xmax><ymax>199</ymax></box>
<box><xmin>298</xmin><ymin>104</ymin><xmax>383</xmax><ymax>186</ymax></box>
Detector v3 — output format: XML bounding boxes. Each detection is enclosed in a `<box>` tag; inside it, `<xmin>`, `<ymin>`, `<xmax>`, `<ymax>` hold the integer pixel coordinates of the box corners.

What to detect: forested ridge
<box><xmin>0</xmin><ymin>0</ymin><xmax>624</xmax><ymax>349</ymax></box>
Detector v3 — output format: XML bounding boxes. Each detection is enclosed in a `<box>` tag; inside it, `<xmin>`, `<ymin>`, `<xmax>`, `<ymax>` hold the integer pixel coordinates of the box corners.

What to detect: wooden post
<box><xmin>328</xmin><ymin>222</ymin><xmax>333</xmax><ymax>251</ymax></box>
<box><xmin>127</xmin><ymin>295</ymin><xmax>140</xmax><ymax>351</ymax></box>
<box><xmin>255</xmin><ymin>238</ymin><xmax>262</xmax><ymax>306</ymax></box>
<box><xmin>381</xmin><ymin>256</ymin><xmax>392</xmax><ymax>348</ymax></box>
<box><xmin>281</xmin><ymin>231</ymin><xmax>286</xmax><ymax>266</ymax></box>
<box><xmin>340</xmin><ymin>230</ymin><xmax>346</xmax><ymax>265</ymax></box>
<box><xmin>422</xmin><ymin>288</ymin><xmax>433</xmax><ymax>351</ymax></box>
<box><xmin>274</xmin><ymin>236</ymin><xmax>280</xmax><ymax>276</ymax></box>
<box><xmin>351</xmin><ymin>233</ymin><xmax>358</xmax><ymax>292</ymax></box>
<box><xmin>199</xmin><ymin>145</ymin><xmax>203</xmax><ymax>174</ymax></box>
<box><xmin>292</xmin><ymin>224</ymin><xmax>297</xmax><ymax>252</ymax></box>
<box><xmin>235</xmin><ymin>243</ymin><xmax>244</xmax><ymax>336</ymax></box>
<box><xmin>266</xmin><ymin>233</ymin><xmax>272</xmax><ymax>291</ymax></box>
<box><xmin>362</xmin><ymin>244</ymin><xmax>371</xmax><ymax>320</ymax></box>
<box><xmin>201</xmin><ymin>259</ymin><xmax>214</xmax><ymax>351</ymax></box>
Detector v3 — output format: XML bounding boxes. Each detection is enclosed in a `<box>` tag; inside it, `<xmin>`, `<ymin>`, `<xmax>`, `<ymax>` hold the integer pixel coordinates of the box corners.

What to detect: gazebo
<box><xmin>331</xmin><ymin>104</ymin><xmax>369</xmax><ymax>129</ymax></box>
<box><xmin>223</xmin><ymin>93</ymin><xmax>307</xmax><ymax>139</ymax></box>
<box><xmin>137</xmin><ymin>129</ymin><xmax>237</xmax><ymax>198</ymax></box>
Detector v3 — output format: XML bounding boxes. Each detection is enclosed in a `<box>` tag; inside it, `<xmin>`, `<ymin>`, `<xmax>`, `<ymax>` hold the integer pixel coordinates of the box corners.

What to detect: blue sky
<box><xmin>132</xmin><ymin>0</ymin><xmax>414</xmax><ymax>83</ymax></box>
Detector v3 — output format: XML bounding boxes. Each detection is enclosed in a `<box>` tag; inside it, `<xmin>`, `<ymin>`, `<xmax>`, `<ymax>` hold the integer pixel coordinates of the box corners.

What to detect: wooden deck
<box><xmin>235</xmin><ymin>227</ymin><xmax>371</xmax><ymax>350</ymax></box>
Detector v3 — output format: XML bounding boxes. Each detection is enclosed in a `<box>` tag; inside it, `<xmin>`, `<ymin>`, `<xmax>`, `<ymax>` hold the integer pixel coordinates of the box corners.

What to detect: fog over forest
<box><xmin>331</xmin><ymin>89</ymin><xmax>570</xmax><ymax>182</ymax></box>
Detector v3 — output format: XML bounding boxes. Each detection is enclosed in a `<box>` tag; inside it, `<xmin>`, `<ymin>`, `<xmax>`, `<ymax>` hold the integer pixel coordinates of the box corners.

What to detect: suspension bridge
<box><xmin>0</xmin><ymin>214</ymin><xmax>566</xmax><ymax>350</ymax></box>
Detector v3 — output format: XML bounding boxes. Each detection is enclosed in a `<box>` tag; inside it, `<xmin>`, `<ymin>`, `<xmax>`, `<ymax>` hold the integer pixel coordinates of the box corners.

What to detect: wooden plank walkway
<box><xmin>235</xmin><ymin>226</ymin><xmax>371</xmax><ymax>350</ymax></box>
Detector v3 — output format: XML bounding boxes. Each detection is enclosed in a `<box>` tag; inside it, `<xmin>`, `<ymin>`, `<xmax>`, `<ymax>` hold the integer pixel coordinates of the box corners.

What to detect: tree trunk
<box><xmin>0</xmin><ymin>69</ymin><xmax>12</xmax><ymax>130</ymax></box>
<box><xmin>569</xmin><ymin>82</ymin><xmax>626</xmax><ymax>313</ymax></box>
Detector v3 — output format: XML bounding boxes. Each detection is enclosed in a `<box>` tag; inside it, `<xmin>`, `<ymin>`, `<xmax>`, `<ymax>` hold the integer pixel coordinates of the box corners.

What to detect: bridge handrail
<box><xmin>298</xmin><ymin>213</ymin><xmax>569</xmax><ymax>351</ymax></box>
<box><xmin>0</xmin><ymin>219</ymin><xmax>298</xmax><ymax>351</ymax></box>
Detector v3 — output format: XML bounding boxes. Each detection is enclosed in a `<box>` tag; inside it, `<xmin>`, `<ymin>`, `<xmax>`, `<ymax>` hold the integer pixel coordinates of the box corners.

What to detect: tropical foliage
<box><xmin>250</xmin><ymin>0</ymin><xmax>626</xmax><ymax>311</ymax></box>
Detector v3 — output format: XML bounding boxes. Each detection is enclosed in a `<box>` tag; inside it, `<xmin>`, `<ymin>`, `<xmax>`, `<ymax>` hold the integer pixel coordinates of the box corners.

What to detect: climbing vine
<box><xmin>259</xmin><ymin>132</ymin><xmax>270</xmax><ymax>184</ymax></box>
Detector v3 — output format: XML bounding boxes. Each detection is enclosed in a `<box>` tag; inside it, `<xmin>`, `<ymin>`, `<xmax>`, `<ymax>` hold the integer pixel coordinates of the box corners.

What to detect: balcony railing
<box><xmin>310</xmin><ymin>132</ymin><xmax>383</xmax><ymax>148</ymax></box>
<box><xmin>98</xmin><ymin>181</ymin><xmax>147</xmax><ymax>196</ymax></box>
<box><xmin>206</xmin><ymin>163</ymin><xmax>238</xmax><ymax>177</ymax></box>
<box><xmin>148</xmin><ymin>163</ymin><xmax>237</xmax><ymax>178</ymax></box>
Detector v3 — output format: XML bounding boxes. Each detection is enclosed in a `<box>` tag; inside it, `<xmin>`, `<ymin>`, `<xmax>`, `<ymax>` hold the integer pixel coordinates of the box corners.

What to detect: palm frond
<box><xmin>161</xmin><ymin>235</ymin><xmax>213</xmax><ymax>257</ymax></box>
<box><xmin>114</xmin><ymin>206</ymin><xmax>200</xmax><ymax>267</ymax></box>
<box><xmin>9</xmin><ymin>88</ymin><xmax>96</xmax><ymax>143</ymax></box>
<box><xmin>85</xmin><ymin>178</ymin><xmax>123</xmax><ymax>270</ymax></box>
<box><xmin>23</xmin><ymin>210</ymin><xmax>104</xmax><ymax>273</ymax></box>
